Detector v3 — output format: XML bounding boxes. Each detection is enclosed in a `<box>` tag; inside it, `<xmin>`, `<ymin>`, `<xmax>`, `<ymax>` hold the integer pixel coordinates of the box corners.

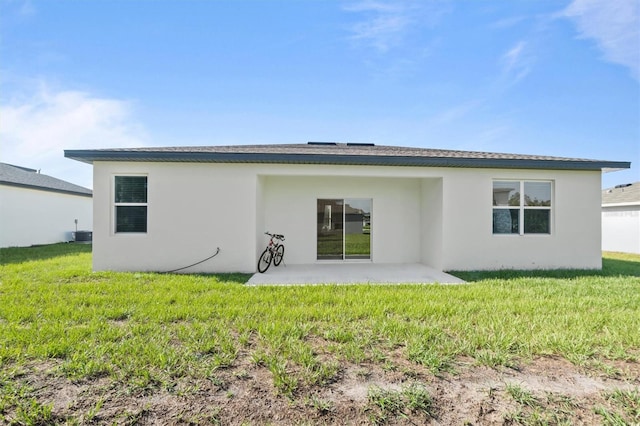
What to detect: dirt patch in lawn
<box><xmin>4</xmin><ymin>356</ymin><xmax>639</xmax><ymax>425</ymax></box>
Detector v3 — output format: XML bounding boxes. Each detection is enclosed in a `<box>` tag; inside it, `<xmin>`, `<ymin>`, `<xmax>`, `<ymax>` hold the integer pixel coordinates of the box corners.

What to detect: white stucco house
<box><xmin>64</xmin><ymin>143</ymin><xmax>630</xmax><ymax>273</ymax></box>
<box><xmin>0</xmin><ymin>163</ymin><xmax>93</xmax><ymax>248</ymax></box>
<box><xmin>602</xmin><ymin>182</ymin><xmax>640</xmax><ymax>254</ymax></box>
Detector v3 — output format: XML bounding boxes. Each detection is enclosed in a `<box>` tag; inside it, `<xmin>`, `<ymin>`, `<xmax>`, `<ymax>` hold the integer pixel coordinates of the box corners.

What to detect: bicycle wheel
<box><xmin>257</xmin><ymin>248</ymin><xmax>272</xmax><ymax>273</ymax></box>
<box><xmin>273</xmin><ymin>245</ymin><xmax>285</xmax><ymax>266</ymax></box>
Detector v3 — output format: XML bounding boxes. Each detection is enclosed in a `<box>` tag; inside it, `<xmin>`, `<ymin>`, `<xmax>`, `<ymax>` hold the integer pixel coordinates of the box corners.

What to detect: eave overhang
<box><xmin>602</xmin><ymin>202</ymin><xmax>640</xmax><ymax>207</ymax></box>
<box><xmin>64</xmin><ymin>150</ymin><xmax>631</xmax><ymax>172</ymax></box>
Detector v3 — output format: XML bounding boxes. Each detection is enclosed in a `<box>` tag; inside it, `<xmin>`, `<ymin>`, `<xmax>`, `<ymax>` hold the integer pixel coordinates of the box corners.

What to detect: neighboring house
<box><xmin>64</xmin><ymin>143</ymin><xmax>630</xmax><ymax>273</ymax></box>
<box><xmin>0</xmin><ymin>163</ymin><xmax>92</xmax><ymax>248</ymax></box>
<box><xmin>602</xmin><ymin>182</ymin><xmax>640</xmax><ymax>254</ymax></box>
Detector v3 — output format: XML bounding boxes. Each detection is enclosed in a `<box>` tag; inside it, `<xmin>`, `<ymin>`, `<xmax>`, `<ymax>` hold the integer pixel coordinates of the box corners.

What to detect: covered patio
<box><xmin>246</xmin><ymin>263</ymin><xmax>465</xmax><ymax>285</ymax></box>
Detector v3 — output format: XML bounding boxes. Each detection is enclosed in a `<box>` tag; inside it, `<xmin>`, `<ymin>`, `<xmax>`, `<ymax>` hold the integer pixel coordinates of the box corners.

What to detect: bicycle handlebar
<box><xmin>265</xmin><ymin>231</ymin><xmax>285</xmax><ymax>241</ymax></box>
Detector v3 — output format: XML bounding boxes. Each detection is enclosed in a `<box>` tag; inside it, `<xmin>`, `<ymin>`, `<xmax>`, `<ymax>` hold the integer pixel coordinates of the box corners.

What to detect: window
<box><xmin>114</xmin><ymin>176</ymin><xmax>147</xmax><ymax>233</ymax></box>
<box><xmin>492</xmin><ymin>180</ymin><xmax>551</xmax><ymax>235</ymax></box>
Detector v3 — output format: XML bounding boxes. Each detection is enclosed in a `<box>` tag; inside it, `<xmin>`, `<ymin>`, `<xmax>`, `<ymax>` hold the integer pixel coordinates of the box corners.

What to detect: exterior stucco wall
<box><xmin>260</xmin><ymin>175</ymin><xmax>423</xmax><ymax>264</ymax></box>
<box><xmin>602</xmin><ymin>205</ymin><xmax>640</xmax><ymax>254</ymax></box>
<box><xmin>255</xmin><ymin>175</ymin><xmax>267</xmax><ymax>262</ymax></box>
<box><xmin>93</xmin><ymin>162</ymin><xmax>258</xmax><ymax>272</ymax></box>
<box><xmin>421</xmin><ymin>178</ymin><xmax>443</xmax><ymax>270</ymax></box>
<box><xmin>92</xmin><ymin>161</ymin><xmax>603</xmax><ymax>272</ymax></box>
<box><xmin>0</xmin><ymin>185</ymin><xmax>92</xmax><ymax>248</ymax></box>
<box><xmin>441</xmin><ymin>168</ymin><xmax>602</xmax><ymax>270</ymax></box>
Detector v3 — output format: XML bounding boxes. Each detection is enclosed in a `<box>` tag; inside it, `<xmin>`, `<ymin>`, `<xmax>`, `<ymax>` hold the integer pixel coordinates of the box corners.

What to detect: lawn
<box><xmin>317</xmin><ymin>232</ymin><xmax>370</xmax><ymax>257</ymax></box>
<box><xmin>0</xmin><ymin>244</ymin><xmax>639</xmax><ymax>424</ymax></box>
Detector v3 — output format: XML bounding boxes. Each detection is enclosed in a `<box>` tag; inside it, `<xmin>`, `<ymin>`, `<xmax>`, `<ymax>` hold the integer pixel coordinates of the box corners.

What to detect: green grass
<box><xmin>317</xmin><ymin>232</ymin><xmax>371</xmax><ymax>256</ymax></box>
<box><xmin>0</xmin><ymin>244</ymin><xmax>639</xmax><ymax>422</ymax></box>
<box><xmin>366</xmin><ymin>383</ymin><xmax>434</xmax><ymax>424</ymax></box>
<box><xmin>596</xmin><ymin>388</ymin><xmax>640</xmax><ymax>425</ymax></box>
<box><xmin>345</xmin><ymin>232</ymin><xmax>370</xmax><ymax>255</ymax></box>
<box><xmin>503</xmin><ymin>384</ymin><xmax>585</xmax><ymax>425</ymax></box>
<box><xmin>506</xmin><ymin>383</ymin><xmax>539</xmax><ymax>408</ymax></box>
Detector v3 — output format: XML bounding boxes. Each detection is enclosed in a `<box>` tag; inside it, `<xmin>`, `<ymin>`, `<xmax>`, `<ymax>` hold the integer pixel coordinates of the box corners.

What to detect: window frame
<box><xmin>492</xmin><ymin>180</ymin><xmax>553</xmax><ymax>236</ymax></box>
<box><xmin>113</xmin><ymin>174</ymin><xmax>148</xmax><ymax>234</ymax></box>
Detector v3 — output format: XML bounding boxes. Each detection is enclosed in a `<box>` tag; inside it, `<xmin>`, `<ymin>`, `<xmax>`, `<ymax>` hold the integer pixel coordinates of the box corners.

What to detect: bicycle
<box><xmin>257</xmin><ymin>232</ymin><xmax>285</xmax><ymax>273</ymax></box>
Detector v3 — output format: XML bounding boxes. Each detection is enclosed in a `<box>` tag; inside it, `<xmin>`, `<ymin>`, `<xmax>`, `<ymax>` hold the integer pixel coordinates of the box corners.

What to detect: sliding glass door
<box><xmin>317</xmin><ymin>199</ymin><xmax>371</xmax><ymax>260</ymax></box>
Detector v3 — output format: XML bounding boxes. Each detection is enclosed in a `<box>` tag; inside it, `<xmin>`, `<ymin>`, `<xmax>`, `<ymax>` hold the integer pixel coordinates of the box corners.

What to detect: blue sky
<box><xmin>1</xmin><ymin>0</ymin><xmax>638</xmax><ymax>189</ymax></box>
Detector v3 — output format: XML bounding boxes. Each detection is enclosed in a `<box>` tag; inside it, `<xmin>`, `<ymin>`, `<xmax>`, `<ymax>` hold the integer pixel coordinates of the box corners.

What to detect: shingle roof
<box><xmin>0</xmin><ymin>163</ymin><xmax>92</xmax><ymax>197</ymax></box>
<box><xmin>602</xmin><ymin>182</ymin><xmax>640</xmax><ymax>205</ymax></box>
<box><xmin>64</xmin><ymin>142</ymin><xmax>631</xmax><ymax>171</ymax></box>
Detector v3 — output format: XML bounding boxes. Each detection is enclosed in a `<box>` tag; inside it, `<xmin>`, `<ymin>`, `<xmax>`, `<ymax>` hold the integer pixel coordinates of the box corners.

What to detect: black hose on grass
<box><xmin>162</xmin><ymin>247</ymin><xmax>221</xmax><ymax>273</ymax></box>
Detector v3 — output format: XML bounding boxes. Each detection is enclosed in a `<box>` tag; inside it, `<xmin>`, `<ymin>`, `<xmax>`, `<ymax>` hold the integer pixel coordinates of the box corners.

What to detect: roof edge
<box><xmin>0</xmin><ymin>180</ymin><xmax>93</xmax><ymax>197</ymax></box>
<box><xmin>602</xmin><ymin>202</ymin><xmax>640</xmax><ymax>207</ymax></box>
<box><xmin>64</xmin><ymin>150</ymin><xmax>631</xmax><ymax>171</ymax></box>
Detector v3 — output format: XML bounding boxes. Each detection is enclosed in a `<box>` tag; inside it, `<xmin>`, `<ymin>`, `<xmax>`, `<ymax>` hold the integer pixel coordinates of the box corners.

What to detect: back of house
<box><xmin>65</xmin><ymin>143</ymin><xmax>630</xmax><ymax>273</ymax></box>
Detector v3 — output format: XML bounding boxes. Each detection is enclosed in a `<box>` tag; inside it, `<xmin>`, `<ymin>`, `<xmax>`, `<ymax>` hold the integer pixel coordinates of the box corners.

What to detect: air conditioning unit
<box><xmin>73</xmin><ymin>231</ymin><xmax>92</xmax><ymax>243</ymax></box>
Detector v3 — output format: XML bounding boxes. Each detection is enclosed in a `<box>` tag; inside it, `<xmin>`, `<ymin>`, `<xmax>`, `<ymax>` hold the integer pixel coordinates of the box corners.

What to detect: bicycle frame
<box><xmin>267</xmin><ymin>235</ymin><xmax>280</xmax><ymax>253</ymax></box>
<box><xmin>257</xmin><ymin>232</ymin><xmax>285</xmax><ymax>273</ymax></box>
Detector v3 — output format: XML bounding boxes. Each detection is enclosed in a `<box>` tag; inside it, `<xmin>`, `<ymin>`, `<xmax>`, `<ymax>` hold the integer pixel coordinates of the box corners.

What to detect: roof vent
<box><xmin>307</xmin><ymin>141</ymin><xmax>337</xmax><ymax>146</ymax></box>
<box><xmin>346</xmin><ymin>142</ymin><xmax>375</xmax><ymax>146</ymax></box>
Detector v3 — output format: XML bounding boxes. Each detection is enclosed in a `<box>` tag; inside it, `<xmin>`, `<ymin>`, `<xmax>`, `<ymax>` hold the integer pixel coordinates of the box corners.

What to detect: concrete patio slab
<box><xmin>246</xmin><ymin>263</ymin><xmax>465</xmax><ymax>285</ymax></box>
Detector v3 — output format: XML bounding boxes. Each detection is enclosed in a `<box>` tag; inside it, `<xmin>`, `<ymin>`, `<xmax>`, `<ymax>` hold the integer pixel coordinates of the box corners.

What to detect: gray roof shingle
<box><xmin>64</xmin><ymin>142</ymin><xmax>631</xmax><ymax>171</ymax></box>
<box><xmin>0</xmin><ymin>163</ymin><xmax>92</xmax><ymax>197</ymax></box>
<box><xmin>602</xmin><ymin>182</ymin><xmax>640</xmax><ymax>205</ymax></box>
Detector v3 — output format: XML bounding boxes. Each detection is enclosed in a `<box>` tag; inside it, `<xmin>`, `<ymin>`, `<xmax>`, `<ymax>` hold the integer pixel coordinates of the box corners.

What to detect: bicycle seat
<box><xmin>274</xmin><ymin>234</ymin><xmax>285</xmax><ymax>240</ymax></box>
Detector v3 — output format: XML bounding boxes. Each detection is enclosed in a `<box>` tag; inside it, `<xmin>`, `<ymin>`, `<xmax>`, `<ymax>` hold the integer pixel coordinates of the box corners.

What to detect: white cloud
<box><xmin>351</xmin><ymin>15</ymin><xmax>409</xmax><ymax>52</ymax></box>
<box><xmin>428</xmin><ymin>99</ymin><xmax>482</xmax><ymax>126</ymax></box>
<box><xmin>503</xmin><ymin>41</ymin><xmax>526</xmax><ymax>70</ymax></box>
<box><xmin>342</xmin><ymin>0</ymin><xmax>400</xmax><ymax>14</ymax></box>
<box><xmin>343</xmin><ymin>2</ymin><xmax>409</xmax><ymax>52</ymax></box>
<box><xmin>1</xmin><ymin>0</ymin><xmax>36</xmax><ymax>17</ymax></box>
<box><xmin>343</xmin><ymin>1</ymin><xmax>448</xmax><ymax>52</ymax></box>
<box><xmin>18</xmin><ymin>0</ymin><xmax>35</xmax><ymax>16</ymax></box>
<box><xmin>490</xmin><ymin>16</ymin><xmax>526</xmax><ymax>29</ymax></box>
<box><xmin>500</xmin><ymin>40</ymin><xmax>532</xmax><ymax>84</ymax></box>
<box><xmin>0</xmin><ymin>85</ymin><xmax>148</xmax><ymax>188</ymax></box>
<box><xmin>561</xmin><ymin>0</ymin><xmax>640</xmax><ymax>80</ymax></box>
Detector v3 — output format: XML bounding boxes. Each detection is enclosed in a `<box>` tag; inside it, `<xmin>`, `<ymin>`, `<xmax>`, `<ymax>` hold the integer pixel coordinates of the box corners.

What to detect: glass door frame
<box><xmin>316</xmin><ymin>198</ymin><xmax>372</xmax><ymax>261</ymax></box>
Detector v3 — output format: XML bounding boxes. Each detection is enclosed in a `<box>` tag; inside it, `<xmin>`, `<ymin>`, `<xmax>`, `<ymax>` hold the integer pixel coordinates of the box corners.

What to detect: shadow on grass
<box><xmin>163</xmin><ymin>272</ymin><xmax>254</xmax><ymax>283</ymax></box>
<box><xmin>0</xmin><ymin>243</ymin><xmax>92</xmax><ymax>265</ymax></box>
<box><xmin>0</xmin><ymin>243</ymin><xmax>254</xmax><ymax>284</ymax></box>
<box><xmin>451</xmin><ymin>257</ymin><xmax>640</xmax><ymax>282</ymax></box>
<box><xmin>5</xmin><ymin>244</ymin><xmax>637</xmax><ymax>284</ymax></box>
